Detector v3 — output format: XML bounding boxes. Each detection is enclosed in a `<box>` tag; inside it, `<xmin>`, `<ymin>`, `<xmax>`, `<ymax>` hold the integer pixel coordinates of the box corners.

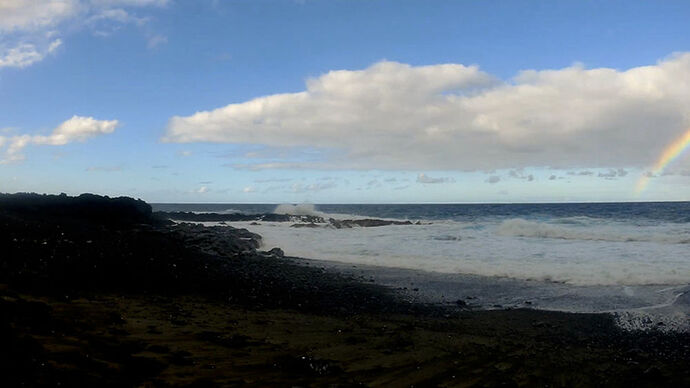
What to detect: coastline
<box><xmin>288</xmin><ymin>256</ymin><xmax>690</xmax><ymax>332</ymax></box>
<box><xmin>1</xmin><ymin>194</ymin><xmax>689</xmax><ymax>386</ymax></box>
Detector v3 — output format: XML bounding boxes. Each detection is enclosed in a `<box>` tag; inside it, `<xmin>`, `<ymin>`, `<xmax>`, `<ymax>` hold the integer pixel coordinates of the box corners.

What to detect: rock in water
<box><xmin>268</xmin><ymin>248</ymin><xmax>284</xmax><ymax>257</ymax></box>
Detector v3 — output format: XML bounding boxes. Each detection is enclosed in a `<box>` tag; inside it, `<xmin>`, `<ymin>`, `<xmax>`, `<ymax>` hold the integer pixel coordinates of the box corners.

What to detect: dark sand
<box><xmin>1</xmin><ymin>193</ymin><xmax>689</xmax><ymax>387</ymax></box>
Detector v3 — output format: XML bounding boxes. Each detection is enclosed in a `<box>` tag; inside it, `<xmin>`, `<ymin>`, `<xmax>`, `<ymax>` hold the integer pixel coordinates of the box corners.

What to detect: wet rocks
<box><xmin>154</xmin><ymin>210</ymin><xmax>420</xmax><ymax>230</ymax></box>
<box><xmin>267</xmin><ymin>248</ymin><xmax>284</xmax><ymax>258</ymax></box>
<box><xmin>155</xmin><ymin>211</ymin><xmax>325</xmax><ymax>224</ymax></box>
<box><xmin>328</xmin><ymin>218</ymin><xmax>414</xmax><ymax>229</ymax></box>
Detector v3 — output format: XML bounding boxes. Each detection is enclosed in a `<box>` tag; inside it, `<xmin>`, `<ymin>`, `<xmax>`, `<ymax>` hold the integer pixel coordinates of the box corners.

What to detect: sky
<box><xmin>1</xmin><ymin>0</ymin><xmax>690</xmax><ymax>203</ymax></box>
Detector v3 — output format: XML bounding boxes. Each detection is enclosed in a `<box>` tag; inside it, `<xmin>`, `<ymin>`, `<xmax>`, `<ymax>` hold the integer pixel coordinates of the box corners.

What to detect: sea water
<box><xmin>153</xmin><ymin>202</ymin><xmax>690</xmax><ymax>331</ymax></box>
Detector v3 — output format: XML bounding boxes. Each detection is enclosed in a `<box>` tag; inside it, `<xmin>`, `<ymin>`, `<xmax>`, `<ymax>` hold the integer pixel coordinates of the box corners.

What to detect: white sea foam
<box><xmin>498</xmin><ymin>218</ymin><xmax>690</xmax><ymax>244</ymax></box>
<box><xmin>189</xmin><ymin>208</ymin><xmax>249</xmax><ymax>215</ymax></box>
<box><xmin>274</xmin><ymin>203</ymin><xmax>326</xmax><ymax>217</ymax></box>
<box><xmin>273</xmin><ymin>203</ymin><xmax>371</xmax><ymax>220</ymax></box>
<box><xmin>229</xmin><ymin>218</ymin><xmax>690</xmax><ymax>287</ymax></box>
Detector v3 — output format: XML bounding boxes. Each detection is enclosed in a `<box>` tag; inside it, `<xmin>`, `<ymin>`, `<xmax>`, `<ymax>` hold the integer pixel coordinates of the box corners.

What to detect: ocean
<box><xmin>152</xmin><ymin>202</ymin><xmax>690</xmax><ymax>331</ymax></box>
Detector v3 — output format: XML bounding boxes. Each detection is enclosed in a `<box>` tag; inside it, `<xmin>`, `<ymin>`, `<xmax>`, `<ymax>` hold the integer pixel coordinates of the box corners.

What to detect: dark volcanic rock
<box><xmin>0</xmin><ymin>193</ymin><xmax>404</xmax><ymax>314</ymax></box>
<box><xmin>155</xmin><ymin>211</ymin><xmax>325</xmax><ymax>224</ymax></box>
<box><xmin>0</xmin><ymin>192</ymin><xmax>165</xmax><ymax>227</ymax></box>
<box><xmin>2</xmin><ymin>193</ymin><xmax>690</xmax><ymax>388</ymax></box>
<box><xmin>155</xmin><ymin>210</ymin><xmax>420</xmax><ymax>230</ymax></box>
<box><xmin>170</xmin><ymin>223</ymin><xmax>261</xmax><ymax>256</ymax></box>
<box><xmin>267</xmin><ymin>248</ymin><xmax>284</xmax><ymax>257</ymax></box>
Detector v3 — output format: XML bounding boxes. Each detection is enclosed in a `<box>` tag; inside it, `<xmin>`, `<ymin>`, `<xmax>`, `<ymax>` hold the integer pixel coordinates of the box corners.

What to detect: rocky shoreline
<box><xmin>156</xmin><ymin>210</ymin><xmax>422</xmax><ymax>229</ymax></box>
<box><xmin>1</xmin><ymin>193</ymin><xmax>689</xmax><ymax>386</ymax></box>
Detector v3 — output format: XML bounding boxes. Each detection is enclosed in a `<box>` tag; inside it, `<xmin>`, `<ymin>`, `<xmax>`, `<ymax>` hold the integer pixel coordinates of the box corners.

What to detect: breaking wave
<box><xmin>273</xmin><ymin>203</ymin><xmax>371</xmax><ymax>220</ymax></box>
<box><xmin>497</xmin><ymin>218</ymin><xmax>690</xmax><ymax>244</ymax></box>
<box><xmin>273</xmin><ymin>203</ymin><xmax>328</xmax><ymax>217</ymax></box>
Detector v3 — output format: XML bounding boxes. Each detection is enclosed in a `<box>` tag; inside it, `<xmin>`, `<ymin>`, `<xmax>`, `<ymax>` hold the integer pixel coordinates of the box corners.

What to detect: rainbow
<box><xmin>635</xmin><ymin>128</ymin><xmax>690</xmax><ymax>194</ymax></box>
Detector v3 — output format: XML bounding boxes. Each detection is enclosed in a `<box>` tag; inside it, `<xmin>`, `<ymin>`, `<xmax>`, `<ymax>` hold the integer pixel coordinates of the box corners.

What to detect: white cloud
<box><xmin>197</xmin><ymin>186</ymin><xmax>208</xmax><ymax>193</ymax></box>
<box><xmin>228</xmin><ymin>162</ymin><xmax>316</xmax><ymax>170</ymax></box>
<box><xmin>290</xmin><ymin>182</ymin><xmax>337</xmax><ymax>193</ymax></box>
<box><xmin>0</xmin><ymin>0</ymin><xmax>168</xmax><ymax>32</ymax></box>
<box><xmin>242</xmin><ymin>186</ymin><xmax>255</xmax><ymax>193</ymax></box>
<box><xmin>0</xmin><ymin>1</ymin><xmax>79</xmax><ymax>32</ymax></box>
<box><xmin>567</xmin><ymin>170</ymin><xmax>594</xmax><ymax>176</ymax></box>
<box><xmin>0</xmin><ymin>39</ymin><xmax>62</xmax><ymax>69</ymax></box>
<box><xmin>32</xmin><ymin>115</ymin><xmax>118</xmax><ymax>145</ymax></box>
<box><xmin>417</xmin><ymin>173</ymin><xmax>454</xmax><ymax>184</ymax></box>
<box><xmin>87</xmin><ymin>8</ymin><xmax>148</xmax><ymax>26</ymax></box>
<box><xmin>95</xmin><ymin>0</ymin><xmax>170</xmax><ymax>7</ymax></box>
<box><xmin>166</xmin><ymin>54</ymin><xmax>690</xmax><ymax>172</ymax></box>
<box><xmin>507</xmin><ymin>170</ymin><xmax>535</xmax><ymax>181</ymax></box>
<box><xmin>254</xmin><ymin>177</ymin><xmax>292</xmax><ymax>183</ymax></box>
<box><xmin>598</xmin><ymin>168</ymin><xmax>629</xmax><ymax>179</ymax></box>
<box><xmin>0</xmin><ymin>0</ymin><xmax>167</xmax><ymax>69</ymax></box>
<box><xmin>0</xmin><ymin>115</ymin><xmax>118</xmax><ymax>163</ymax></box>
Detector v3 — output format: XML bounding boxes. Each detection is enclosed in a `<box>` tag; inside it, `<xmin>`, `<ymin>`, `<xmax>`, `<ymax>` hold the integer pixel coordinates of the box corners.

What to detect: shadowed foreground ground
<box><xmin>1</xmin><ymin>193</ymin><xmax>689</xmax><ymax>387</ymax></box>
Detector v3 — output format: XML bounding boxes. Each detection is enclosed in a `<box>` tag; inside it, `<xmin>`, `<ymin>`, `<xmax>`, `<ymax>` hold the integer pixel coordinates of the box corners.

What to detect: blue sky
<box><xmin>1</xmin><ymin>0</ymin><xmax>690</xmax><ymax>203</ymax></box>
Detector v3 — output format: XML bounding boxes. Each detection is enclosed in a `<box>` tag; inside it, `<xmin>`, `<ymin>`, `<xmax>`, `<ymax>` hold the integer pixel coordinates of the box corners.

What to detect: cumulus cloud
<box><xmin>0</xmin><ymin>115</ymin><xmax>118</xmax><ymax>163</ymax></box>
<box><xmin>417</xmin><ymin>173</ymin><xmax>454</xmax><ymax>184</ymax></box>
<box><xmin>0</xmin><ymin>0</ymin><xmax>168</xmax><ymax>69</ymax></box>
<box><xmin>166</xmin><ymin>54</ymin><xmax>690</xmax><ymax>172</ymax></box>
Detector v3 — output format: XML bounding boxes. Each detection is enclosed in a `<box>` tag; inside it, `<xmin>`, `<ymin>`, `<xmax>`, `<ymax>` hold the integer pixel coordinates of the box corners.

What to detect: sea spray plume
<box><xmin>272</xmin><ymin>204</ymin><xmax>362</xmax><ymax>220</ymax></box>
<box><xmin>635</xmin><ymin>128</ymin><xmax>690</xmax><ymax>194</ymax></box>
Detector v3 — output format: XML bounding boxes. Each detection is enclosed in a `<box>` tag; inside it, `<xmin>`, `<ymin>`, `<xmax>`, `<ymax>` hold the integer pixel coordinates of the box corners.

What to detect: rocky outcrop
<box><xmin>0</xmin><ymin>193</ymin><xmax>401</xmax><ymax>314</ymax></box>
<box><xmin>156</xmin><ymin>211</ymin><xmax>423</xmax><ymax>229</ymax></box>
<box><xmin>0</xmin><ymin>192</ymin><xmax>164</xmax><ymax>227</ymax></box>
